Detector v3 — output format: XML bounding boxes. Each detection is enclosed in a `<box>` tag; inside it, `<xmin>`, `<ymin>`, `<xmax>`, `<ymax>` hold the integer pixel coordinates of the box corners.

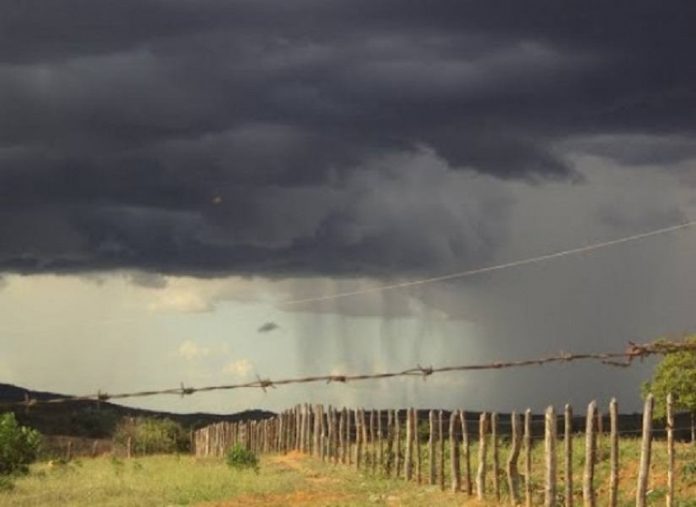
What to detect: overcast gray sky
<box><xmin>1</xmin><ymin>1</ymin><xmax>695</xmax><ymax>414</ymax></box>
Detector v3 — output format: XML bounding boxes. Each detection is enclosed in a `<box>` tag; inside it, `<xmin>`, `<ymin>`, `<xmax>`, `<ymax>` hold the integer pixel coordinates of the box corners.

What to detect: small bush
<box><xmin>115</xmin><ymin>417</ymin><xmax>189</xmax><ymax>455</ymax></box>
<box><xmin>225</xmin><ymin>444</ymin><xmax>258</xmax><ymax>471</ymax></box>
<box><xmin>0</xmin><ymin>412</ymin><xmax>41</xmax><ymax>476</ymax></box>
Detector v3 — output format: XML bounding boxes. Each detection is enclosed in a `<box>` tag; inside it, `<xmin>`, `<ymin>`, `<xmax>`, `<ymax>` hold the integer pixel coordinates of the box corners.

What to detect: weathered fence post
<box><xmin>461</xmin><ymin>410</ymin><xmax>472</xmax><ymax>495</ymax></box>
<box><xmin>544</xmin><ymin>406</ymin><xmax>557</xmax><ymax>507</ymax></box>
<box><xmin>348</xmin><ymin>409</ymin><xmax>354</xmax><ymax>465</ymax></box>
<box><xmin>492</xmin><ymin>412</ymin><xmax>500</xmax><ymax>501</ymax></box>
<box><xmin>414</xmin><ymin>409</ymin><xmax>422</xmax><ymax>484</ymax></box>
<box><xmin>429</xmin><ymin>410</ymin><xmax>436</xmax><ymax>485</ymax></box>
<box><xmin>354</xmin><ymin>409</ymin><xmax>362</xmax><ymax>469</ymax></box>
<box><xmin>385</xmin><ymin>410</ymin><xmax>394</xmax><ymax>476</ymax></box>
<box><xmin>476</xmin><ymin>412</ymin><xmax>488</xmax><ymax>500</ymax></box>
<box><xmin>666</xmin><ymin>393</ymin><xmax>674</xmax><ymax>507</ymax></box>
<box><xmin>583</xmin><ymin>400</ymin><xmax>597</xmax><ymax>507</ymax></box>
<box><xmin>609</xmin><ymin>398</ymin><xmax>619</xmax><ymax>507</ymax></box>
<box><xmin>507</xmin><ymin>412</ymin><xmax>522</xmax><ymax>506</ymax></box>
<box><xmin>636</xmin><ymin>394</ymin><xmax>653</xmax><ymax>507</ymax></box>
<box><xmin>405</xmin><ymin>408</ymin><xmax>414</xmax><ymax>481</ymax></box>
<box><xmin>450</xmin><ymin>410</ymin><xmax>461</xmax><ymax>492</ymax></box>
<box><xmin>394</xmin><ymin>409</ymin><xmax>401</xmax><ymax>478</ymax></box>
<box><xmin>378</xmin><ymin>409</ymin><xmax>384</xmax><ymax>470</ymax></box>
<box><xmin>564</xmin><ymin>404</ymin><xmax>573</xmax><ymax>507</ymax></box>
<box><xmin>524</xmin><ymin>409</ymin><xmax>533</xmax><ymax>507</ymax></box>
<box><xmin>369</xmin><ymin>409</ymin><xmax>376</xmax><ymax>473</ymax></box>
<box><xmin>360</xmin><ymin>409</ymin><xmax>368</xmax><ymax>470</ymax></box>
<box><xmin>439</xmin><ymin>410</ymin><xmax>445</xmax><ymax>491</ymax></box>
<box><xmin>339</xmin><ymin>408</ymin><xmax>346</xmax><ymax>464</ymax></box>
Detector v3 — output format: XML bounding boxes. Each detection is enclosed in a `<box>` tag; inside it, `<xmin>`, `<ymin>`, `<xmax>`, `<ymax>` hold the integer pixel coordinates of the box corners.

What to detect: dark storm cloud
<box><xmin>0</xmin><ymin>1</ymin><xmax>695</xmax><ymax>276</ymax></box>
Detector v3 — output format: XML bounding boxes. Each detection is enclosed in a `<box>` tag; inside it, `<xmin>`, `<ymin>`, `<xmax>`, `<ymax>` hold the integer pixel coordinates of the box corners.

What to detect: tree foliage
<box><xmin>0</xmin><ymin>412</ymin><xmax>41</xmax><ymax>475</ymax></box>
<box><xmin>642</xmin><ymin>336</ymin><xmax>696</xmax><ymax>419</ymax></box>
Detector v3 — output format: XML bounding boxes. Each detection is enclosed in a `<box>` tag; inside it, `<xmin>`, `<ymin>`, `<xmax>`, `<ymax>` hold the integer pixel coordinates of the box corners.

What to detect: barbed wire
<box><xmin>1</xmin><ymin>339</ymin><xmax>694</xmax><ymax>410</ymax></box>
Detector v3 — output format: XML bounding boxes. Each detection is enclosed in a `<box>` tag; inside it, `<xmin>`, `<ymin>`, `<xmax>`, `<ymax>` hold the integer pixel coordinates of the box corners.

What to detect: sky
<box><xmin>1</xmin><ymin>1</ymin><xmax>696</xmax><ymax>414</ymax></box>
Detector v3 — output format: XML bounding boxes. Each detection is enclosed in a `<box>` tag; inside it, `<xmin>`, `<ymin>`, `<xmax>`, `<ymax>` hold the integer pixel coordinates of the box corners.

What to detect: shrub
<box><xmin>0</xmin><ymin>412</ymin><xmax>41</xmax><ymax>475</ymax></box>
<box><xmin>115</xmin><ymin>417</ymin><xmax>189</xmax><ymax>455</ymax></box>
<box><xmin>225</xmin><ymin>444</ymin><xmax>258</xmax><ymax>471</ymax></box>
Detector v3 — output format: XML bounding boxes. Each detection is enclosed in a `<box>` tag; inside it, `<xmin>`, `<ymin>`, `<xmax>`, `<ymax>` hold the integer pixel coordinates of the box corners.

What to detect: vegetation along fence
<box><xmin>193</xmin><ymin>394</ymin><xmax>694</xmax><ymax>506</ymax></box>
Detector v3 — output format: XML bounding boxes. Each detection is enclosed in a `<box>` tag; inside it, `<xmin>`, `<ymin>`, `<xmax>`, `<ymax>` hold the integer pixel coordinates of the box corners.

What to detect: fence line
<box><xmin>193</xmin><ymin>394</ymin><xmax>691</xmax><ymax>506</ymax></box>
<box><xmin>2</xmin><ymin>339</ymin><xmax>694</xmax><ymax>410</ymax></box>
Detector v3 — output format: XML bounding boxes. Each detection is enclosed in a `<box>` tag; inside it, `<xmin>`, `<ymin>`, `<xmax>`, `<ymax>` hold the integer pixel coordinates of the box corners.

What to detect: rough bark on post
<box><xmin>524</xmin><ymin>409</ymin><xmax>532</xmax><ymax>507</ymax></box>
<box><xmin>354</xmin><ymin>409</ymin><xmax>362</xmax><ymax>469</ymax></box>
<box><xmin>369</xmin><ymin>410</ymin><xmax>375</xmax><ymax>473</ymax></box>
<box><xmin>636</xmin><ymin>394</ymin><xmax>653</xmax><ymax>507</ymax></box>
<box><xmin>385</xmin><ymin>410</ymin><xmax>394</xmax><ymax>476</ymax></box>
<box><xmin>544</xmin><ymin>406</ymin><xmax>557</xmax><ymax>507</ymax></box>
<box><xmin>492</xmin><ymin>412</ymin><xmax>500</xmax><ymax>501</ymax></box>
<box><xmin>439</xmin><ymin>410</ymin><xmax>445</xmax><ymax>491</ymax></box>
<box><xmin>339</xmin><ymin>408</ymin><xmax>346</xmax><ymax>464</ymax></box>
<box><xmin>507</xmin><ymin>412</ymin><xmax>522</xmax><ymax>506</ymax></box>
<box><xmin>360</xmin><ymin>409</ymin><xmax>368</xmax><ymax>470</ymax></box>
<box><xmin>461</xmin><ymin>410</ymin><xmax>472</xmax><ymax>495</ymax></box>
<box><xmin>126</xmin><ymin>436</ymin><xmax>132</xmax><ymax>459</ymax></box>
<box><xmin>414</xmin><ymin>409</ymin><xmax>421</xmax><ymax>484</ymax></box>
<box><xmin>450</xmin><ymin>410</ymin><xmax>461</xmax><ymax>492</ymax></box>
<box><xmin>347</xmin><ymin>409</ymin><xmax>353</xmax><ymax>465</ymax></box>
<box><xmin>609</xmin><ymin>398</ymin><xmax>619</xmax><ymax>507</ymax></box>
<box><xmin>394</xmin><ymin>409</ymin><xmax>401</xmax><ymax>478</ymax></box>
<box><xmin>378</xmin><ymin>409</ymin><xmax>384</xmax><ymax>470</ymax></box>
<box><xmin>405</xmin><ymin>408</ymin><xmax>413</xmax><ymax>481</ymax></box>
<box><xmin>666</xmin><ymin>393</ymin><xmax>675</xmax><ymax>507</ymax></box>
<box><xmin>564</xmin><ymin>404</ymin><xmax>573</xmax><ymax>507</ymax></box>
<box><xmin>476</xmin><ymin>412</ymin><xmax>488</xmax><ymax>500</ymax></box>
<box><xmin>429</xmin><ymin>410</ymin><xmax>436</xmax><ymax>485</ymax></box>
<box><xmin>583</xmin><ymin>400</ymin><xmax>597</xmax><ymax>507</ymax></box>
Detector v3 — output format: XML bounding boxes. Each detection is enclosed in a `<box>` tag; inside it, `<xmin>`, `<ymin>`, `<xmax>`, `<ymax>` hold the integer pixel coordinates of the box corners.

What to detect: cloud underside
<box><xmin>1</xmin><ymin>1</ymin><xmax>695</xmax><ymax>277</ymax></box>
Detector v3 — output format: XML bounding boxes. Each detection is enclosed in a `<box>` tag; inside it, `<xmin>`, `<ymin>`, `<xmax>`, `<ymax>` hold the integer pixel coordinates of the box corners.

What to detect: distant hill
<box><xmin>0</xmin><ymin>383</ymin><xmax>274</xmax><ymax>438</ymax></box>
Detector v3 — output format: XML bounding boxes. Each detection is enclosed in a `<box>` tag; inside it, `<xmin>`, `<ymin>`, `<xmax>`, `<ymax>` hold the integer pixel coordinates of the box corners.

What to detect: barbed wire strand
<box><xmin>2</xmin><ymin>339</ymin><xmax>694</xmax><ymax>410</ymax></box>
<box><xmin>281</xmin><ymin>220</ymin><xmax>696</xmax><ymax>306</ymax></box>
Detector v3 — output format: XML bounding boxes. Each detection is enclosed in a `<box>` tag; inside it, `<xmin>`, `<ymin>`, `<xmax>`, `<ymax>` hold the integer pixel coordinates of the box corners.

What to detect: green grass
<box><xmin>1</xmin><ymin>437</ymin><xmax>694</xmax><ymax>506</ymax></box>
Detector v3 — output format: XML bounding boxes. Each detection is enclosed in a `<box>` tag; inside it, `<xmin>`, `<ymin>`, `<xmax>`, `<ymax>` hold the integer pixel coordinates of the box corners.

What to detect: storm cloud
<box><xmin>1</xmin><ymin>1</ymin><xmax>695</xmax><ymax>277</ymax></box>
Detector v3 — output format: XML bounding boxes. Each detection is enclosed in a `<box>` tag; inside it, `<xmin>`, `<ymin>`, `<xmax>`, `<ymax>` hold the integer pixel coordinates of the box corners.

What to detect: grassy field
<box><xmin>1</xmin><ymin>437</ymin><xmax>695</xmax><ymax>506</ymax></box>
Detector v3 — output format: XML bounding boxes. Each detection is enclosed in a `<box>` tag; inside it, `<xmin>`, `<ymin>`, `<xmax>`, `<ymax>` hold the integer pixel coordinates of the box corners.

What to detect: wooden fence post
<box><xmin>609</xmin><ymin>398</ymin><xmax>619</xmax><ymax>507</ymax></box>
<box><xmin>439</xmin><ymin>410</ymin><xmax>445</xmax><ymax>491</ymax></box>
<box><xmin>385</xmin><ymin>410</ymin><xmax>394</xmax><ymax>476</ymax></box>
<box><xmin>507</xmin><ymin>412</ymin><xmax>522</xmax><ymax>506</ymax></box>
<box><xmin>339</xmin><ymin>408</ymin><xmax>346</xmax><ymax>464</ymax></box>
<box><xmin>414</xmin><ymin>409</ymin><xmax>422</xmax><ymax>484</ymax></box>
<box><xmin>347</xmin><ymin>409</ymin><xmax>353</xmax><ymax>465</ymax></box>
<box><xmin>370</xmin><ymin>409</ymin><xmax>376</xmax><ymax>473</ymax></box>
<box><xmin>355</xmin><ymin>409</ymin><xmax>362</xmax><ymax>469</ymax></box>
<box><xmin>405</xmin><ymin>408</ymin><xmax>413</xmax><ymax>481</ymax></box>
<box><xmin>394</xmin><ymin>409</ymin><xmax>401</xmax><ymax>478</ymax></box>
<box><xmin>378</xmin><ymin>409</ymin><xmax>384</xmax><ymax>470</ymax></box>
<box><xmin>544</xmin><ymin>406</ymin><xmax>557</xmax><ymax>507</ymax></box>
<box><xmin>583</xmin><ymin>400</ymin><xmax>597</xmax><ymax>507</ymax></box>
<box><xmin>524</xmin><ymin>409</ymin><xmax>533</xmax><ymax>507</ymax></box>
<box><xmin>666</xmin><ymin>393</ymin><xmax>674</xmax><ymax>507</ymax></box>
<box><xmin>461</xmin><ymin>410</ymin><xmax>472</xmax><ymax>495</ymax></box>
<box><xmin>492</xmin><ymin>412</ymin><xmax>500</xmax><ymax>501</ymax></box>
<box><xmin>564</xmin><ymin>404</ymin><xmax>573</xmax><ymax>507</ymax></box>
<box><xmin>429</xmin><ymin>410</ymin><xmax>436</xmax><ymax>485</ymax></box>
<box><xmin>450</xmin><ymin>410</ymin><xmax>461</xmax><ymax>492</ymax></box>
<box><xmin>361</xmin><ymin>409</ymin><xmax>368</xmax><ymax>471</ymax></box>
<box><xmin>636</xmin><ymin>394</ymin><xmax>653</xmax><ymax>507</ymax></box>
<box><xmin>476</xmin><ymin>412</ymin><xmax>489</xmax><ymax>500</ymax></box>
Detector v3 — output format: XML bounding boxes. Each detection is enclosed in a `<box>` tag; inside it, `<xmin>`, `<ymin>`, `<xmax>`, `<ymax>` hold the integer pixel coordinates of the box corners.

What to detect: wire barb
<box><xmin>0</xmin><ymin>338</ymin><xmax>693</xmax><ymax>409</ymax></box>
